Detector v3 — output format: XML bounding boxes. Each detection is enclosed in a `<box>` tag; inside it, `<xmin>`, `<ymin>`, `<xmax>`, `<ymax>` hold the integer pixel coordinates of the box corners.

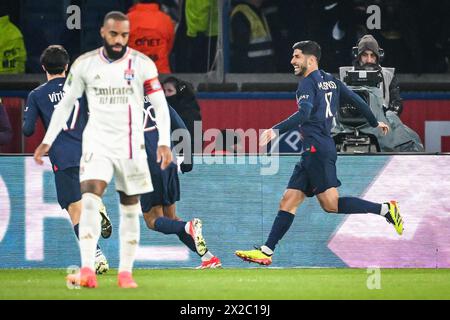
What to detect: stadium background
<box><xmin>0</xmin><ymin>0</ymin><xmax>449</xmax><ymax>273</ymax></box>
<box><xmin>1</xmin><ymin>92</ymin><xmax>450</xmax><ymax>153</ymax></box>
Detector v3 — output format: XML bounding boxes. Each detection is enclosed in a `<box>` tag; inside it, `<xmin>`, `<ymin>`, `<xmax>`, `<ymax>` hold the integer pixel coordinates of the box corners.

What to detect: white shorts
<box><xmin>80</xmin><ymin>153</ymin><xmax>153</xmax><ymax>196</ymax></box>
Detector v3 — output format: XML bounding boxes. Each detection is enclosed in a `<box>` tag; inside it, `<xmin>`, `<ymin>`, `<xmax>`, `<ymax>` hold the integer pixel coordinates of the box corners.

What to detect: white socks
<box><xmin>184</xmin><ymin>221</ymin><xmax>191</xmax><ymax>234</ymax></box>
<box><xmin>118</xmin><ymin>202</ymin><xmax>141</xmax><ymax>273</ymax></box>
<box><xmin>201</xmin><ymin>251</ymin><xmax>214</xmax><ymax>262</ymax></box>
<box><xmin>380</xmin><ymin>203</ymin><xmax>389</xmax><ymax>216</ymax></box>
<box><xmin>261</xmin><ymin>245</ymin><xmax>274</xmax><ymax>256</ymax></box>
<box><xmin>79</xmin><ymin>193</ymin><xmax>102</xmax><ymax>270</ymax></box>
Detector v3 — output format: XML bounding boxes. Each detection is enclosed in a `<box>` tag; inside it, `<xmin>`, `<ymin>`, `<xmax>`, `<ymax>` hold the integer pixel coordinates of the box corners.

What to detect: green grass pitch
<box><xmin>0</xmin><ymin>268</ymin><xmax>449</xmax><ymax>300</ymax></box>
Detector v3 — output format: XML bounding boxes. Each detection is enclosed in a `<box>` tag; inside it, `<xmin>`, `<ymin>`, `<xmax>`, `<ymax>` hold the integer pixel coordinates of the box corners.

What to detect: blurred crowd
<box><xmin>0</xmin><ymin>0</ymin><xmax>449</xmax><ymax>74</ymax></box>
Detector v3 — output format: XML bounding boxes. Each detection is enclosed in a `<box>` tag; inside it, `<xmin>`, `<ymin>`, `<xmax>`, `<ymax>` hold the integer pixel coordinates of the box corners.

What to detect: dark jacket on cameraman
<box><xmin>386</xmin><ymin>74</ymin><xmax>402</xmax><ymax>115</ymax></box>
<box><xmin>354</xmin><ymin>35</ymin><xmax>403</xmax><ymax>115</ymax></box>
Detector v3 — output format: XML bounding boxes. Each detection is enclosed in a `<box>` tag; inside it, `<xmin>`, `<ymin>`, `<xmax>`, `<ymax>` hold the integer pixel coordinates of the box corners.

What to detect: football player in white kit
<box><xmin>34</xmin><ymin>11</ymin><xmax>172</xmax><ymax>288</ymax></box>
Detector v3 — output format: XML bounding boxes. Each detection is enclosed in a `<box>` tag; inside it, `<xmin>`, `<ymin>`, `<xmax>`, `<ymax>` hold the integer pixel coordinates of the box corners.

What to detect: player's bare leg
<box><xmin>163</xmin><ymin>204</ymin><xmax>180</xmax><ymax>220</ymax></box>
<box><xmin>236</xmin><ymin>189</ymin><xmax>305</xmax><ymax>265</ymax></box>
<box><xmin>117</xmin><ymin>192</ymin><xmax>140</xmax><ymax>288</ymax></box>
<box><xmin>143</xmin><ymin>205</ymin><xmax>164</xmax><ymax>229</ymax></box>
<box><xmin>316</xmin><ymin>187</ymin><xmax>339</xmax><ymax>213</ymax></box>
<box><xmin>317</xmin><ymin>187</ymin><xmax>404</xmax><ymax>235</ymax></box>
<box><xmin>279</xmin><ymin>189</ymin><xmax>306</xmax><ymax>214</ymax></box>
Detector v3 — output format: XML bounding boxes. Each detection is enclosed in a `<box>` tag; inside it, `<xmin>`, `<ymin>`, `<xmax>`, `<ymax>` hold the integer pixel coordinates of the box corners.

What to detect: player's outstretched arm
<box><xmin>146</xmin><ymin>89</ymin><xmax>173</xmax><ymax>169</ymax></box>
<box><xmin>22</xmin><ymin>92</ymin><xmax>38</xmax><ymax>137</ymax></box>
<box><xmin>270</xmin><ymin>79</ymin><xmax>314</xmax><ymax>137</ymax></box>
<box><xmin>338</xmin><ymin>80</ymin><xmax>380</xmax><ymax>129</ymax></box>
<box><xmin>267</xmin><ymin>100</ymin><xmax>313</xmax><ymax>144</ymax></box>
<box><xmin>169</xmin><ymin>106</ymin><xmax>193</xmax><ymax>172</ymax></box>
<box><xmin>142</xmin><ymin>57</ymin><xmax>173</xmax><ymax>168</ymax></box>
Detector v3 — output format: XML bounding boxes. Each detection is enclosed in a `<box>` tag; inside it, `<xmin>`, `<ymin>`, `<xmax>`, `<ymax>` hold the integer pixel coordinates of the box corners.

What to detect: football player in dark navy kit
<box><xmin>141</xmin><ymin>103</ymin><xmax>222</xmax><ymax>269</ymax></box>
<box><xmin>23</xmin><ymin>45</ymin><xmax>112</xmax><ymax>274</ymax></box>
<box><xmin>236</xmin><ymin>41</ymin><xmax>404</xmax><ymax>266</ymax></box>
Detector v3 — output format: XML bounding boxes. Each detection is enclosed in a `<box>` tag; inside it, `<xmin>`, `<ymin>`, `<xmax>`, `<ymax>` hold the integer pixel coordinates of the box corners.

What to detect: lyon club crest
<box><xmin>124</xmin><ymin>68</ymin><xmax>135</xmax><ymax>81</ymax></box>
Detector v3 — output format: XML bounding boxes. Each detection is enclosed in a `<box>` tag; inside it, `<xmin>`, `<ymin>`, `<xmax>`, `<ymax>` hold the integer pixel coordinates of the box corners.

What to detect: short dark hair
<box><xmin>292</xmin><ymin>41</ymin><xmax>321</xmax><ymax>62</ymax></box>
<box><xmin>103</xmin><ymin>11</ymin><xmax>129</xmax><ymax>25</ymax></box>
<box><xmin>40</xmin><ymin>45</ymin><xmax>69</xmax><ymax>75</ymax></box>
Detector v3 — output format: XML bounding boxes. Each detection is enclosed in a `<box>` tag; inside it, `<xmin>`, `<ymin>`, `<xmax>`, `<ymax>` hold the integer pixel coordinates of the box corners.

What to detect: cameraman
<box><xmin>352</xmin><ymin>35</ymin><xmax>404</xmax><ymax>116</ymax></box>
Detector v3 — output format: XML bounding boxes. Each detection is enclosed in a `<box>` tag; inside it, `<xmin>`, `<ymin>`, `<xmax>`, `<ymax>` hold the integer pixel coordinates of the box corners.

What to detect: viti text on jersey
<box><xmin>48</xmin><ymin>91</ymin><xmax>65</xmax><ymax>103</ymax></box>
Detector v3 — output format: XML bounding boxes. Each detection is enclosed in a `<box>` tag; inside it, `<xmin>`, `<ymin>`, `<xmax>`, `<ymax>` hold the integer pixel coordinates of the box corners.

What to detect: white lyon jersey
<box><xmin>51</xmin><ymin>47</ymin><xmax>169</xmax><ymax>159</ymax></box>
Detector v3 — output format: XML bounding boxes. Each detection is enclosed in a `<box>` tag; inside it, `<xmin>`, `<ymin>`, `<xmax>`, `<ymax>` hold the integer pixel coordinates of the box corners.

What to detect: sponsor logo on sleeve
<box><xmin>67</xmin><ymin>73</ymin><xmax>73</xmax><ymax>86</ymax></box>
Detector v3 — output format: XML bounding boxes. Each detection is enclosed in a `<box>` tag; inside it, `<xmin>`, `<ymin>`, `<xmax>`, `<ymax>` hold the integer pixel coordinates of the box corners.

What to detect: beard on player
<box><xmin>294</xmin><ymin>61</ymin><xmax>308</xmax><ymax>77</ymax></box>
<box><xmin>102</xmin><ymin>38</ymin><xmax>127</xmax><ymax>61</ymax></box>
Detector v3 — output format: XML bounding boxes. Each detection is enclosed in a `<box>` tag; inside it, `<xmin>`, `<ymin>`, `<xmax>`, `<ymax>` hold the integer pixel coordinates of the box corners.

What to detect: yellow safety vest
<box><xmin>231</xmin><ymin>4</ymin><xmax>274</xmax><ymax>58</ymax></box>
<box><xmin>0</xmin><ymin>16</ymin><xmax>26</xmax><ymax>74</ymax></box>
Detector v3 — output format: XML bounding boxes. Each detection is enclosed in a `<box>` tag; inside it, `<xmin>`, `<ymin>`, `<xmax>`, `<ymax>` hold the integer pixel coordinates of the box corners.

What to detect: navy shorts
<box><xmin>54</xmin><ymin>166</ymin><xmax>81</xmax><ymax>210</ymax></box>
<box><xmin>287</xmin><ymin>143</ymin><xmax>341</xmax><ymax>197</ymax></box>
<box><xmin>141</xmin><ymin>161</ymin><xmax>180</xmax><ymax>213</ymax></box>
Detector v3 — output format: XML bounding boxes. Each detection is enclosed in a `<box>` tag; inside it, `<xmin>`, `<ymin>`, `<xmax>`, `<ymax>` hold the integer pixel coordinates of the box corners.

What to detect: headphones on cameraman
<box><xmin>352</xmin><ymin>46</ymin><xmax>384</xmax><ymax>62</ymax></box>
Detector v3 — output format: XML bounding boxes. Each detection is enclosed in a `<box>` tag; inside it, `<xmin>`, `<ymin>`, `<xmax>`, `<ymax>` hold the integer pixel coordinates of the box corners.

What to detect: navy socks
<box><xmin>154</xmin><ymin>217</ymin><xmax>187</xmax><ymax>234</ymax></box>
<box><xmin>154</xmin><ymin>217</ymin><xmax>200</xmax><ymax>255</ymax></box>
<box><xmin>177</xmin><ymin>232</ymin><xmax>198</xmax><ymax>254</ymax></box>
<box><xmin>265</xmin><ymin>210</ymin><xmax>295</xmax><ymax>252</ymax></box>
<box><xmin>337</xmin><ymin>197</ymin><xmax>382</xmax><ymax>214</ymax></box>
<box><xmin>262</xmin><ymin>198</ymin><xmax>382</xmax><ymax>254</ymax></box>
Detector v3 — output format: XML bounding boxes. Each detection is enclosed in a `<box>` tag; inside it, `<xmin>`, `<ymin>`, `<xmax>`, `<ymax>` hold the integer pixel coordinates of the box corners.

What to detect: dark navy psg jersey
<box><xmin>23</xmin><ymin>77</ymin><xmax>88</xmax><ymax>171</ymax></box>
<box><xmin>296</xmin><ymin>69</ymin><xmax>340</xmax><ymax>145</ymax></box>
<box><xmin>273</xmin><ymin>69</ymin><xmax>378</xmax><ymax>151</ymax></box>
<box><xmin>294</xmin><ymin>69</ymin><xmax>378</xmax><ymax>146</ymax></box>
